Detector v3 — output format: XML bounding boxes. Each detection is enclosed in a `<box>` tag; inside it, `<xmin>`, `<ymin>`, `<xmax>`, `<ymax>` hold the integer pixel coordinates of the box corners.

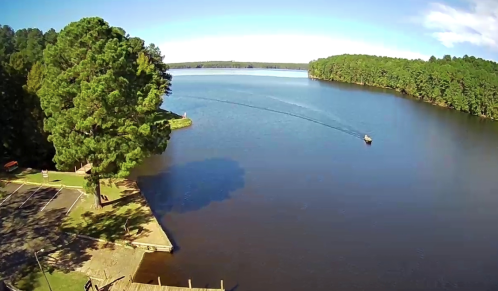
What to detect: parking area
<box><xmin>0</xmin><ymin>183</ymin><xmax>83</xmax><ymax>215</ymax></box>
<box><xmin>0</xmin><ymin>183</ymin><xmax>86</xmax><ymax>279</ymax></box>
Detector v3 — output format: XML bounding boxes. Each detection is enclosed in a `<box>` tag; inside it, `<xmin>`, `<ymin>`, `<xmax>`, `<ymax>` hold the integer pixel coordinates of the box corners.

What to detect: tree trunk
<box><xmin>93</xmin><ymin>175</ymin><xmax>102</xmax><ymax>209</ymax></box>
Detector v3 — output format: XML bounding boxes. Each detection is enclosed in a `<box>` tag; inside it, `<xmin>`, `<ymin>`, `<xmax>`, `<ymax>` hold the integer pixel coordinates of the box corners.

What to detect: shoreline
<box><xmin>1</xmin><ymin>174</ymin><xmax>177</xmax><ymax>289</ymax></box>
<box><xmin>308</xmin><ymin>75</ymin><xmax>493</xmax><ymax>120</ymax></box>
<box><xmin>0</xmin><ymin>176</ymin><xmax>174</xmax><ymax>252</ymax></box>
<box><xmin>163</xmin><ymin>110</ymin><xmax>193</xmax><ymax>130</ymax></box>
<box><xmin>170</xmin><ymin>67</ymin><xmax>307</xmax><ymax>71</ymax></box>
<box><xmin>170</xmin><ymin>117</ymin><xmax>193</xmax><ymax>130</ymax></box>
<box><xmin>0</xmin><ymin>111</ymin><xmax>193</xmax><ymax>253</ymax></box>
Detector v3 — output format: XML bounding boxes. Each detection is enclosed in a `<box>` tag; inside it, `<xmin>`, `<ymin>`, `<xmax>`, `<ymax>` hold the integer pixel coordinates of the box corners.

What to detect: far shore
<box><xmin>167</xmin><ymin>61</ymin><xmax>309</xmax><ymax>71</ymax></box>
<box><xmin>308</xmin><ymin>74</ymin><xmax>494</xmax><ymax>120</ymax></box>
<box><xmin>170</xmin><ymin>67</ymin><xmax>307</xmax><ymax>71</ymax></box>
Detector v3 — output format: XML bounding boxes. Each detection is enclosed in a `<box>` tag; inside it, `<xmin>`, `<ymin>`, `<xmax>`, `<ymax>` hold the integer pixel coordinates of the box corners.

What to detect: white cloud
<box><xmin>423</xmin><ymin>0</ymin><xmax>498</xmax><ymax>48</ymax></box>
<box><xmin>159</xmin><ymin>35</ymin><xmax>430</xmax><ymax>63</ymax></box>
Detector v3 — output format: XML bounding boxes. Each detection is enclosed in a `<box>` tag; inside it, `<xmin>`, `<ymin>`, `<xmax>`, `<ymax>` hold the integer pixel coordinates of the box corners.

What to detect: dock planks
<box><xmin>100</xmin><ymin>278</ymin><xmax>224</xmax><ymax>291</ymax></box>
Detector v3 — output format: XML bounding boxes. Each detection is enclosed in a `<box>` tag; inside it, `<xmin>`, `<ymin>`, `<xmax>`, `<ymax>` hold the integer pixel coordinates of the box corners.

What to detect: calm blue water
<box><xmin>132</xmin><ymin>69</ymin><xmax>498</xmax><ymax>291</ymax></box>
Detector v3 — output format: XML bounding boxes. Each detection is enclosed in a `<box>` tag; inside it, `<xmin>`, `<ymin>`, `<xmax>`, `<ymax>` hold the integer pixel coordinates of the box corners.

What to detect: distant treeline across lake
<box><xmin>168</xmin><ymin>61</ymin><xmax>309</xmax><ymax>70</ymax></box>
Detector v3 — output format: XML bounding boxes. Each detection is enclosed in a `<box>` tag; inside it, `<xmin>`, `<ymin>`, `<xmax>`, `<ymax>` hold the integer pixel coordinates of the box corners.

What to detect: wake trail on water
<box><xmin>226</xmin><ymin>89</ymin><xmax>356</xmax><ymax>131</ymax></box>
<box><xmin>178</xmin><ymin>95</ymin><xmax>365</xmax><ymax>139</ymax></box>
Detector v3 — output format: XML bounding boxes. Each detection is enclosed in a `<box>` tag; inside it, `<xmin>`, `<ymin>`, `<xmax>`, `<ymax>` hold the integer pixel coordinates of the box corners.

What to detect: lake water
<box><xmin>130</xmin><ymin>69</ymin><xmax>498</xmax><ymax>291</ymax></box>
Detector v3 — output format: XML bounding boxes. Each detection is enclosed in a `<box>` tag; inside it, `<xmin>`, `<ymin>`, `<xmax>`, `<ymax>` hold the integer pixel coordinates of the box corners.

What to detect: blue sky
<box><xmin>1</xmin><ymin>0</ymin><xmax>497</xmax><ymax>62</ymax></box>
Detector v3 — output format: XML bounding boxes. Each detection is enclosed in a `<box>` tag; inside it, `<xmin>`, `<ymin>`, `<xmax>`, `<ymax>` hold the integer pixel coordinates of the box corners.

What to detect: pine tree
<box><xmin>39</xmin><ymin>17</ymin><xmax>172</xmax><ymax>208</ymax></box>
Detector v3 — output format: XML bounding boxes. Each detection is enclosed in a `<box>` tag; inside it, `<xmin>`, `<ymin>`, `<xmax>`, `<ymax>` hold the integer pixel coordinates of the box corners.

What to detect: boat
<box><xmin>364</xmin><ymin>135</ymin><xmax>372</xmax><ymax>144</ymax></box>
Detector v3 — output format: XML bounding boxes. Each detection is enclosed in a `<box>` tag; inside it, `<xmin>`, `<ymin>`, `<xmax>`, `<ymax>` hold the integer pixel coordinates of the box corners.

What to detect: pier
<box><xmin>100</xmin><ymin>277</ymin><xmax>225</xmax><ymax>291</ymax></box>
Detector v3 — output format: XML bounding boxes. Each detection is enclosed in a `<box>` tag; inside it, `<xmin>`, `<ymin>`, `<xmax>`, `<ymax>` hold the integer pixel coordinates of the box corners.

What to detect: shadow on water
<box><xmin>134</xmin><ymin>251</ymin><xmax>240</xmax><ymax>290</ymax></box>
<box><xmin>132</xmin><ymin>158</ymin><xmax>244</xmax><ymax>285</ymax></box>
<box><xmin>136</xmin><ymin>157</ymin><xmax>245</xmax><ymax>215</ymax></box>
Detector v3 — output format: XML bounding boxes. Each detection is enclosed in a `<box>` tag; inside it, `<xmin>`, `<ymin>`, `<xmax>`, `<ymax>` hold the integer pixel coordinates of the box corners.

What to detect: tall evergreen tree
<box><xmin>39</xmin><ymin>17</ymin><xmax>172</xmax><ymax>208</ymax></box>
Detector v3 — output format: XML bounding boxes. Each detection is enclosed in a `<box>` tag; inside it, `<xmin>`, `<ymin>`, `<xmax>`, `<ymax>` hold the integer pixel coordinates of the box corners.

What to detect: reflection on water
<box><xmin>131</xmin><ymin>70</ymin><xmax>498</xmax><ymax>291</ymax></box>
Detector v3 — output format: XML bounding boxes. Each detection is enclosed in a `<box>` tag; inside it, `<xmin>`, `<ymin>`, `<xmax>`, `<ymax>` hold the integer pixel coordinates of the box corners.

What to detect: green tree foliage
<box><xmin>0</xmin><ymin>25</ymin><xmax>57</xmax><ymax>167</ymax></box>
<box><xmin>39</xmin><ymin>17</ymin><xmax>172</xmax><ymax>207</ymax></box>
<box><xmin>0</xmin><ymin>25</ymin><xmax>15</xmax><ymax>63</ymax></box>
<box><xmin>309</xmin><ymin>54</ymin><xmax>498</xmax><ymax>118</ymax></box>
<box><xmin>169</xmin><ymin>60</ymin><xmax>308</xmax><ymax>70</ymax></box>
<box><xmin>43</xmin><ymin>28</ymin><xmax>58</xmax><ymax>46</ymax></box>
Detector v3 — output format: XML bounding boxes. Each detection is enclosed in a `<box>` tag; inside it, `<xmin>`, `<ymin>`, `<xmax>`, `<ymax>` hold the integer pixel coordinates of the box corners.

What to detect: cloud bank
<box><xmin>423</xmin><ymin>0</ymin><xmax>498</xmax><ymax>48</ymax></box>
<box><xmin>160</xmin><ymin>35</ymin><xmax>430</xmax><ymax>63</ymax></box>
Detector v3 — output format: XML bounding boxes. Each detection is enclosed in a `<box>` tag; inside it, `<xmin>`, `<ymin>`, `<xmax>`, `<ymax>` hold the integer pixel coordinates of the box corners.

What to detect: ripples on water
<box><xmin>178</xmin><ymin>94</ymin><xmax>365</xmax><ymax>139</ymax></box>
<box><xmin>171</xmin><ymin>69</ymin><xmax>366</xmax><ymax>139</ymax></box>
<box><xmin>131</xmin><ymin>69</ymin><xmax>498</xmax><ymax>291</ymax></box>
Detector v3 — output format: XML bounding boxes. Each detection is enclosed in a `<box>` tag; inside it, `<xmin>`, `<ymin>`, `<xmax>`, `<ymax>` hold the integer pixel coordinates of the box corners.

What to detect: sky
<box><xmin>1</xmin><ymin>0</ymin><xmax>497</xmax><ymax>63</ymax></box>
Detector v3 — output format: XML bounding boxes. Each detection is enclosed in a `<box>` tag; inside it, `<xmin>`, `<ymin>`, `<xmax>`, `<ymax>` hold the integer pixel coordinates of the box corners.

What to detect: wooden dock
<box><xmin>99</xmin><ymin>277</ymin><xmax>224</xmax><ymax>291</ymax></box>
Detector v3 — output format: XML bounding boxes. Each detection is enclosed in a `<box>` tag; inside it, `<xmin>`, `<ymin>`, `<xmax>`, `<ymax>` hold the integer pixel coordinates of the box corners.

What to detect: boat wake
<box><xmin>177</xmin><ymin>95</ymin><xmax>365</xmax><ymax>139</ymax></box>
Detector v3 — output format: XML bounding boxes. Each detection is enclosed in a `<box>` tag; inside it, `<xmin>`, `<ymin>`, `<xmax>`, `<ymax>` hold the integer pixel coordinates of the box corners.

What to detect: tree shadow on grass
<box><xmin>0</xmin><ymin>182</ymin><xmax>156</xmax><ymax>290</ymax></box>
<box><xmin>104</xmin><ymin>192</ymin><xmax>148</xmax><ymax>209</ymax></box>
<box><xmin>136</xmin><ymin>158</ymin><xmax>245</xmax><ymax>215</ymax></box>
<box><xmin>0</xmin><ymin>205</ymin><xmax>71</xmax><ymax>280</ymax></box>
<box><xmin>62</xmin><ymin>207</ymin><xmax>153</xmax><ymax>243</ymax></box>
<box><xmin>0</xmin><ymin>193</ymin><xmax>98</xmax><ymax>289</ymax></box>
<box><xmin>12</xmin><ymin>263</ymin><xmax>40</xmax><ymax>291</ymax></box>
<box><xmin>98</xmin><ymin>179</ymin><xmax>147</xmax><ymax>209</ymax></box>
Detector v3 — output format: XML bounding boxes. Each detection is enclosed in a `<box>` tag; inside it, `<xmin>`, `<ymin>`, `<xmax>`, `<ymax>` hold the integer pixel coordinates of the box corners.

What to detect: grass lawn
<box><xmin>15</xmin><ymin>269</ymin><xmax>88</xmax><ymax>291</ymax></box>
<box><xmin>1</xmin><ymin>169</ymin><xmax>86</xmax><ymax>187</ymax></box>
<box><xmin>63</xmin><ymin>180</ymin><xmax>152</xmax><ymax>243</ymax></box>
<box><xmin>0</xmin><ymin>180</ymin><xmax>8</xmax><ymax>199</ymax></box>
<box><xmin>64</xmin><ymin>181</ymin><xmax>130</xmax><ymax>229</ymax></box>
<box><xmin>160</xmin><ymin>109</ymin><xmax>193</xmax><ymax>130</ymax></box>
<box><xmin>169</xmin><ymin>117</ymin><xmax>192</xmax><ymax>130</ymax></box>
<box><xmin>1</xmin><ymin>167</ymin><xmax>154</xmax><ymax>243</ymax></box>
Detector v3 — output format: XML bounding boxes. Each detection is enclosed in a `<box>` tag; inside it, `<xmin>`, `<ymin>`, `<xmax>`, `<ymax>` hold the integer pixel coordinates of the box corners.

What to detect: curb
<box><xmin>69</xmin><ymin>233</ymin><xmax>173</xmax><ymax>252</ymax></box>
<box><xmin>137</xmin><ymin>186</ymin><xmax>174</xmax><ymax>252</ymax></box>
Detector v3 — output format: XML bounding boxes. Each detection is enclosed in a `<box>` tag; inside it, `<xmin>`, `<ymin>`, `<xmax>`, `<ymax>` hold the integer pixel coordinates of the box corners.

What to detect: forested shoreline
<box><xmin>0</xmin><ymin>25</ymin><xmax>58</xmax><ymax>168</ymax></box>
<box><xmin>168</xmin><ymin>61</ymin><xmax>308</xmax><ymax>70</ymax></box>
<box><xmin>1</xmin><ymin>17</ymin><xmax>176</xmax><ymax>207</ymax></box>
<box><xmin>309</xmin><ymin>54</ymin><xmax>498</xmax><ymax>119</ymax></box>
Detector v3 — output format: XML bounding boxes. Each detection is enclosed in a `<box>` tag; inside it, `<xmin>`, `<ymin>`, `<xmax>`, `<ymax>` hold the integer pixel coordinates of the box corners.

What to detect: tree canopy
<box><xmin>309</xmin><ymin>54</ymin><xmax>498</xmax><ymax>119</ymax></box>
<box><xmin>0</xmin><ymin>25</ymin><xmax>58</xmax><ymax>168</ymax></box>
<box><xmin>39</xmin><ymin>17</ymin><xmax>172</xmax><ymax>207</ymax></box>
<box><xmin>168</xmin><ymin>61</ymin><xmax>308</xmax><ymax>70</ymax></box>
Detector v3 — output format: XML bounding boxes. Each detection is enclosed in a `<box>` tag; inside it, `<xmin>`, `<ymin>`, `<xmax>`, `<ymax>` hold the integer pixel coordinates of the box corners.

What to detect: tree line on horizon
<box><xmin>309</xmin><ymin>54</ymin><xmax>498</xmax><ymax>119</ymax></box>
<box><xmin>168</xmin><ymin>61</ymin><xmax>308</xmax><ymax>70</ymax></box>
<box><xmin>0</xmin><ymin>18</ymin><xmax>173</xmax><ymax>207</ymax></box>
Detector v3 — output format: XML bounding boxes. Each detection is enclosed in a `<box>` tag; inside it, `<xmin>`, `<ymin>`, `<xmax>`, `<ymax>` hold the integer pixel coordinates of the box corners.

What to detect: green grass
<box><xmin>65</xmin><ymin>181</ymin><xmax>132</xmax><ymax>226</ymax></box>
<box><xmin>2</xmin><ymin>169</ymin><xmax>86</xmax><ymax>187</ymax></box>
<box><xmin>159</xmin><ymin>109</ymin><xmax>193</xmax><ymax>130</ymax></box>
<box><xmin>63</xmin><ymin>180</ymin><xmax>152</xmax><ymax>243</ymax></box>
<box><xmin>15</xmin><ymin>269</ymin><xmax>88</xmax><ymax>291</ymax></box>
<box><xmin>169</xmin><ymin>117</ymin><xmax>192</xmax><ymax>130</ymax></box>
<box><xmin>1</xmin><ymin>166</ymin><xmax>148</xmax><ymax>242</ymax></box>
